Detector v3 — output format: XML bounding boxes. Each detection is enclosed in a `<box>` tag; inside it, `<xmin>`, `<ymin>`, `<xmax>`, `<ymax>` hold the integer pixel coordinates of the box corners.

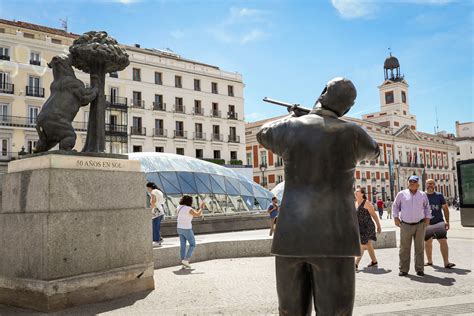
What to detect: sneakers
<box><xmin>399</xmin><ymin>271</ymin><xmax>408</xmax><ymax>276</ymax></box>
<box><xmin>181</xmin><ymin>260</ymin><xmax>191</xmax><ymax>268</ymax></box>
<box><xmin>152</xmin><ymin>241</ymin><xmax>161</xmax><ymax>247</ymax></box>
<box><xmin>416</xmin><ymin>271</ymin><xmax>425</xmax><ymax>276</ymax></box>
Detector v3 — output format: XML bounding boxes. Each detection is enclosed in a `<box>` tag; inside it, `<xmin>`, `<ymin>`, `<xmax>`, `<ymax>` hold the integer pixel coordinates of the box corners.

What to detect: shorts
<box><xmin>425</xmin><ymin>221</ymin><xmax>447</xmax><ymax>241</ymax></box>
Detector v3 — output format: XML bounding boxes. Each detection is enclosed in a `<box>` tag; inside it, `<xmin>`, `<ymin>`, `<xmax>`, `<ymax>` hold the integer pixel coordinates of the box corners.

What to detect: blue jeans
<box><xmin>152</xmin><ymin>215</ymin><xmax>163</xmax><ymax>242</ymax></box>
<box><xmin>177</xmin><ymin>228</ymin><xmax>196</xmax><ymax>260</ymax></box>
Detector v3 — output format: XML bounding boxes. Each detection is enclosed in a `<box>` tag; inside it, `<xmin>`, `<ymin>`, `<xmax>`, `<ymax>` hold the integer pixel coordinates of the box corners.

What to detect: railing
<box><xmin>130</xmin><ymin>100</ymin><xmax>145</xmax><ymax>109</ymax></box>
<box><xmin>174</xmin><ymin>130</ymin><xmax>187</xmax><ymax>138</ymax></box>
<box><xmin>105</xmin><ymin>124</ymin><xmax>127</xmax><ymax>136</ymax></box>
<box><xmin>227</xmin><ymin>112</ymin><xmax>238</xmax><ymax>120</ymax></box>
<box><xmin>30</xmin><ymin>60</ymin><xmax>41</xmax><ymax>66</ymax></box>
<box><xmin>153</xmin><ymin>102</ymin><xmax>166</xmax><ymax>111</ymax></box>
<box><xmin>72</xmin><ymin>121</ymin><xmax>88</xmax><ymax>131</ymax></box>
<box><xmin>211</xmin><ymin>110</ymin><xmax>221</xmax><ymax>118</ymax></box>
<box><xmin>153</xmin><ymin>128</ymin><xmax>167</xmax><ymax>137</ymax></box>
<box><xmin>106</xmin><ymin>95</ymin><xmax>127</xmax><ymax>109</ymax></box>
<box><xmin>0</xmin><ymin>55</ymin><xmax>10</xmax><ymax>61</ymax></box>
<box><xmin>173</xmin><ymin>105</ymin><xmax>186</xmax><ymax>113</ymax></box>
<box><xmin>194</xmin><ymin>132</ymin><xmax>206</xmax><ymax>140</ymax></box>
<box><xmin>26</xmin><ymin>86</ymin><xmax>45</xmax><ymax>97</ymax></box>
<box><xmin>0</xmin><ymin>83</ymin><xmax>14</xmax><ymax>94</ymax></box>
<box><xmin>130</xmin><ymin>126</ymin><xmax>146</xmax><ymax>136</ymax></box>
<box><xmin>399</xmin><ymin>162</ymin><xmax>425</xmax><ymax>168</ymax></box>
<box><xmin>193</xmin><ymin>107</ymin><xmax>205</xmax><ymax>116</ymax></box>
<box><xmin>228</xmin><ymin>135</ymin><xmax>240</xmax><ymax>143</ymax></box>
<box><xmin>212</xmin><ymin>133</ymin><xmax>223</xmax><ymax>141</ymax></box>
<box><xmin>0</xmin><ymin>115</ymin><xmax>88</xmax><ymax>131</ymax></box>
<box><xmin>109</xmin><ymin>72</ymin><xmax>118</xmax><ymax>78</ymax></box>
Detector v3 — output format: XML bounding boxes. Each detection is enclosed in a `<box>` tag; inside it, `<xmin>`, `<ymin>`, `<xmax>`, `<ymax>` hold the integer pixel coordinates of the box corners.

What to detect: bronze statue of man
<box><xmin>257</xmin><ymin>77</ymin><xmax>380</xmax><ymax>315</ymax></box>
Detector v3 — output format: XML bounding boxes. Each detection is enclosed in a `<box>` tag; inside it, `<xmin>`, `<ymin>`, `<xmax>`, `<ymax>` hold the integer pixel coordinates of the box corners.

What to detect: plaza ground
<box><xmin>0</xmin><ymin>208</ymin><xmax>472</xmax><ymax>315</ymax></box>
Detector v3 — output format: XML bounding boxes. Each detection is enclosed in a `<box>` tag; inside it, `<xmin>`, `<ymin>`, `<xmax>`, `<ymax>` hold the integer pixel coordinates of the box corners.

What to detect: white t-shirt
<box><xmin>176</xmin><ymin>205</ymin><xmax>194</xmax><ymax>229</ymax></box>
<box><xmin>151</xmin><ymin>189</ymin><xmax>165</xmax><ymax>216</ymax></box>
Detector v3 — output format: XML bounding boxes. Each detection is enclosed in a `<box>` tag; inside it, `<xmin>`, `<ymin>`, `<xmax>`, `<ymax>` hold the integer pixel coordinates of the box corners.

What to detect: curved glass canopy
<box><xmin>271</xmin><ymin>181</ymin><xmax>285</xmax><ymax>201</ymax></box>
<box><xmin>128</xmin><ymin>153</ymin><xmax>274</xmax><ymax>217</ymax></box>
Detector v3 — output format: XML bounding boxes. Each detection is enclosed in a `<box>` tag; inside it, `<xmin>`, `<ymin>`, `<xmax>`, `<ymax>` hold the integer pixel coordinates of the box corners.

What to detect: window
<box><xmin>212</xmin><ymin>125</ymin><xmax>220</xmax><ymax>140</ymax></box>
<box><xmin>196</xmin><ymin>149</ymin><xmax>203</xmax><ymax>158</ymax></box>
<box><xmin>132</xmin><ymin>68</ymin><xmax>141</xmax><ymax>81</ymax></box>
<box><xmin>260</xmin><ymin>151</ymin><xmax>267</xmax><ymax>165</ymax></box>
<box><xmin>154</xmin><ymin>119</ymin><xmax>164</xmax><ymax>136</ymax></box>
<box><xmin>0</xmin><ymin>103</ymin><xmax>8</xmax><ymax>122</ymax></box>
<box><xmin>109</xmin><ymin>71</ymin><xmax>118</xmax><ymax>78</ymax></box>
<box><xmin>394</xmin><ymin>121</ymin><xmax>399</xmax><ymax>127</ymax></box>
<box><xmin>401</xmin><ymin>91</ymin><xmax>406</xmax><ymax>103</ymax></box>
<box><xmin>194</xmin><ymin>100</ymin><xmax>202</xmax><ymax>114</ymax></box>
<box><xmin>211</xmin><ymin>82</ymin><xmax>218</xmax><ymax>94</ymax></box>
<box><xmin>154</xmin><ymin>94</ymin><xmax>164</xmax><ymax>110</ymax></box>
<box><xmin>175</xmin><ymin>75</ymin><xmax>182</xmax><ymax>88</ymax></box>
<box><xmin>385</xmin><ymin>91</ymin><xmax>394</xmax><ymax>104</ymax></box>
<box><xmin>28</xmin><ymin>106</ymin><xmax>40</xmax><ymax>124</ymax></box>
<box><xmin>155</xmin><ymin>147</ymin><xmax>164</xmax><ymax>153</ymax></box>
<box><xmin>212</xmin><ymin>102</ymin><xmax>219</xmax><ymax>117</ymax></box>
<box><xmin>277</xmin><ymin>175</ymin><xmax>284</xmax><ymax>183</ymax></box>
<box><xmin>27</xmin><ymin>76</ymin><xmax>41</xmax><ymax>96</ymax></box>
<box><xmin>0</xmin><ymin>138</ymin><xmax>8</xmax><ymax>157</ymax></box>
<box><xmin>228</xmin><ymin>85</ymin><xmax>234</xmax><ymax>97</ymax></box>
<box><xmin>0</xmin><ymin>71</ymin><xmax>11</xmax><ymax>93</ymax></box>
<box><xmin>155</xmin><ymin>72</ymin><xmax>162</xmax><ymax>85</ymax></box>
<box><xmin>51</xmin><ymin>38</ymin><xmax>62</xmax><ymax>45</ymax></box>
<box><xmin>195</xmin><ymin>123</ymin><xmax>203</xmax><ymax>133</ymax></box>
<box><xmin>0</xmin><ymin>47</ymin><xmax>9</xmax><ymax>59</ymax></box>
<box><xmin>246</xmin><ymin>153</ymin><xmax>252</xmax><ymax>166</ymax></box>
<box><xmin>214</xmin><ymin>150</ymin><xmax>221</xmax><ymax>159</ymax></box>
<box><xmin>30</xmin><ymin>51</ymin><xmax>40</xmax><ymax>65</ymax></box>
<box><xmin>194</xmin><ymin>79</ymin><xmax>201</xmax><ymax>91</ymax></box>
<box><xmin>176</xmin><ymin>148</ymin><xmax>184</xmax><ymax>155</ymax></box>
<box><xmin>23</xmin><ymin>32</ymin><xmax>34</xmax><ymax>39</ymax></box>
<box><xmin>133</xmin><ymin>145</ymin><xmax>142</xmax><ymax>152</ymax></box>
<box><xmin>132</xmin><ymin>91</ymin><xmax>142</xmax><ymax>107</ymax></box>
<box><xmin>133</xmin><ymin>116</ymin><xmax>142</xmax><ymax>128</ymax></box>
<box><xmin>175</xmin><ymin>121</ymin><xmax>184</xmax><ymax>137</ymax></box>
<box><xmin>27</xmin><ymin>140</ymin><xmax>37</xmax><ymax>154</ymax></box>
<box><xmin>230</xmin><ymin>151</ymin><xmax>237</xmax><ymax>160</ymax></box>
<box><xmin>229</xmin><ymin>126</ymin><xmax>237</xmax><ymax>142</ymax></box>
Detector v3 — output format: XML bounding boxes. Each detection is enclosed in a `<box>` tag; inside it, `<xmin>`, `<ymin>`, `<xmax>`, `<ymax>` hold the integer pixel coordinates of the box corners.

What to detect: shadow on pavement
<box><xmin>359</xmin><ymin>267</ymin><xmax>392</xmax><ymax>275</ymax></box>
<box><xmin>431</xmin><ymin>265</ymin><xmax>471</xmax><ymax>275</ymax></box>
<box><xmin>173</xmin><ymin>268</ymin><xmax>204</xmax><ymax>275</ymax></box>
<box><xmin>0</xmin><ymin>290</ymin><xmax>154</xmax><ymax>316</ymax></box>
<box><xmin>406</xmin><ymin>274</ymin><xmax>456</xmax><ymax>286</ymax></box>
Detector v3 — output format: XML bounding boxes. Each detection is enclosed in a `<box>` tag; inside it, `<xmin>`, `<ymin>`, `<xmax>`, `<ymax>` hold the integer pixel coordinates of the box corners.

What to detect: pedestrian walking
<box><xmin>355</xmin><ymin>188</ymin><xmax>382</xmax><ymax>270</ymax></box>
<box><xmin>177</xmin><ymin>195</ymin><xmax>205</xmax><ymax>268</ymax></box>
<box><xmin>267</xmin><ymin>197</ymin><xmax>279</xmax><ymax>236</ymax></box>
<box><xmin>146</xmin><ymin>182</ymin><xmax>165</xmax><ymax>247</ymax></box>
<box><xmin>386</xmin><ymin>199</ymin><xmax>393</xmax><ymax>219</ymax></box>
<box><xmin>424</xmin><ymin>179</ymin><xmax>456</xmax><ymax>269</ymax></box>
<box><xmin>376</xmin><ymin>197</ymin><xmax>384</xmax><ymax>219</ymax></box>
<box><xmin>393</xmin><ymin>175</ymin><xmax>431</xmax><ymax>276</ymax></box>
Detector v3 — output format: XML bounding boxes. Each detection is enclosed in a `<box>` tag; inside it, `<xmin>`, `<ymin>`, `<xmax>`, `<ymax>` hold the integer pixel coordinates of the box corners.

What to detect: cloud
<box><xmin>210</xmin><ymin>7</ymin><xmax>270</xmax><ymax>44</ymax></box>
<box><xmin>331</xmin><ymin>0</ymin><xmax>456</xmax><ymax>19</ymax></box>
<box><xmin>331</xmin><ymin>0</ymin><xmax>376</xmax><ymax>19</ymax></box>
<box><xmin>115</xmin><ymin>0</ymin><xmax>140</xmax><ymax>4</ymax></box>
<box><xmin>245</xmin><ymin>112</ymin><xmax>267</xmax><ymax>122</ymax></box>
<box><xmin>170</xmin><ymin>29</ymin><xmax>185</xmax><ymax>39</ymax></box>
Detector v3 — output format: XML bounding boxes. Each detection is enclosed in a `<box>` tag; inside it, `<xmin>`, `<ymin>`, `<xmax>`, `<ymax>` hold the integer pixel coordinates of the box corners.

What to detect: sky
<box><xmin>1</xmin><ymin>0</ymin><xmax>472</xmax><ymax>134</ymax></box>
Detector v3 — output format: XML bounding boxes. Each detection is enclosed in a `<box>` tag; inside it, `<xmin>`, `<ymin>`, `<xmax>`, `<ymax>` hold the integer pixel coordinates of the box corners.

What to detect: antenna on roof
<box><xmin>388</xmin><ymin>46</ymin><xmax>392</xmax><ymax>57</ymax></box>
<box><xmin>435</xmin><ymin>106</ymin><xmax>440</xmax><ymax>134</ymax></box>
<box><xmin>59</xmin><ymin>17</ymin><xmax>68</xmax><ymax>32</ymax></box>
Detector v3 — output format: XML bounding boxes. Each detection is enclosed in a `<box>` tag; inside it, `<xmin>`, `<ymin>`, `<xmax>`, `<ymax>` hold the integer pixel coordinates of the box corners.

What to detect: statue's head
<box><xmin>314</xmin><ymin>77</ymin><xmax>357</xmax><ymax>117</ymax></box>
<box><xmin>47</xmin><ymin>55</ymin><xmax>75</xmax><ymax>77</ymax></box>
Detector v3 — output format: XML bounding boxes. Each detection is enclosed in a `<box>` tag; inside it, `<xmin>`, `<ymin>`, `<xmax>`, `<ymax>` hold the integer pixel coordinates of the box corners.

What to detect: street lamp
<box><xmin>395</xmin><ymin>160</ymin><xmax>400</xmax><ymax>193</ymax></box>
<box><xmin>259</xmin><ymin>163</ymin><xmax>267</xmax><ymax>188</ymax></box>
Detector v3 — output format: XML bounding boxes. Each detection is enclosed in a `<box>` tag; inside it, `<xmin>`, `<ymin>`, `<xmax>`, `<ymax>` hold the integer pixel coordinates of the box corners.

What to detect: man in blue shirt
<box><xmin>424</xmin><ymin>179</ymin><xmax>455</xmax><ymax>269</ymax></box>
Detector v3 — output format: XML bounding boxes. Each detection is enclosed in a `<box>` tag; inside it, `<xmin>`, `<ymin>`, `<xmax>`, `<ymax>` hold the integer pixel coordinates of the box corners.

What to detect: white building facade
<box><xmin>455</xmin><ymin>121</ymin><xmax>474</xmax><ymax>161</ymax></box>
<box><xmin>0</xmin><ymin>19</ymin><xmax>245</xmax><ymax>172</ymax></box>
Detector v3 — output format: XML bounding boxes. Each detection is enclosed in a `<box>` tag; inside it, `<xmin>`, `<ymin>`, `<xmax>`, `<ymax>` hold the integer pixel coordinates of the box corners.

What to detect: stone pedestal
<box><xmin>0</xmin><ymin>154</ymin><xmax>154</xmax><ymax>312</ymax></box>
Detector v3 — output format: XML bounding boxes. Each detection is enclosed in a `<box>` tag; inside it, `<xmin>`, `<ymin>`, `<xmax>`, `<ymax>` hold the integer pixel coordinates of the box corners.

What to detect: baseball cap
<box><xmin>408</xmin><ymin>175</ymin><xmax>419</xmax><ymax>182</ymax></box>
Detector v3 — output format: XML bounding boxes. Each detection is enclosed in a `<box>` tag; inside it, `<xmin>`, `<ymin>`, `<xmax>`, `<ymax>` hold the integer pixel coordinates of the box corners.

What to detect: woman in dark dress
<box><xmin>354</xmin><ymin>187</ymin><xmax>382</xmax><ymax>270</ymax></box>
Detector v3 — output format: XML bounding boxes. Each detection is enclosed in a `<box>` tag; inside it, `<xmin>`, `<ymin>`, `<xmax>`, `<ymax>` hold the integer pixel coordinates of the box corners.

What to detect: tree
<box><xmin>69</xmin><ymin>31</ymin><xmax>129</xmax><ymax>153</ymax></box>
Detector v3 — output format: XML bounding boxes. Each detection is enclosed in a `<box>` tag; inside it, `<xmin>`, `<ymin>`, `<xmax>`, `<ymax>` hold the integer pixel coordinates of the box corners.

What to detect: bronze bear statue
<box><xmin>34</xmin><ymin>55</ymin><xmax>98</xmax><ymax>153</ymax></box>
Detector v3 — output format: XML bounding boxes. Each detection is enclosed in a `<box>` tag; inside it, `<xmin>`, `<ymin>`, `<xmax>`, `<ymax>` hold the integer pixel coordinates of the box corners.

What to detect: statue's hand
<box><xmin>288</xmin><ymin>105</ymin><xmax>307</xmax><ymax>117</ymax></box>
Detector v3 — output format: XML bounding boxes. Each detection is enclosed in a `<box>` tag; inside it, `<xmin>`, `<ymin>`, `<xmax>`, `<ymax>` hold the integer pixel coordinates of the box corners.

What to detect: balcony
<box><xmin>227</xmin><ymin>112</ymin><xmax>238</xmax><ymax>120</ymax></box>
<box><xmin>25</xmin><ymin>86</ymin><xmax>45</xmax><ymax>97</ymax></box>
<box><xmin>0</xmin><ymin>115</ymin><xmax>88</xmax><ymax>132</ymax></box>
<box><xmin>153</xmin><ymin>128</ymin><xmax>167</xmax><ymax>137</ymax></box>
<box><xmin>109</xmin><ymin>72</ymin><xmax>118</xmax><ymax>78</ymax></box>
<box><xmin>0</xmin><ymin>83</ymin><xmax>14</xmax><ymax>94</ymax></box>
<box><xmin>194</xmin><ymin>132</ymin><xmax>206</xmax><ymax>140</ymax></box>
<box><xmin>211</xmin><ymin>110</ymin><xmax>221</xmax><ymax>118</ymax></box>
<box><xmin>174</xmin><ymin>130</ymin><xmax>187</xmax><ymax>139</ymax></box>
<box><xmin>193</xmin><ymin>107</ymin><xmax>205</xmax><ymax>116</ymax></box>
<box><xmin>130</xmin><ymin>100</ymin><xmax>145</xmax><ymax>109</ymax></box>
<box><xmin>105</xmin><ymin>124</ymin><xmax>127</xmax><ymax>136</ymax></box>
<box><xmin>131</xmin><ymin>126</ymin><xmax>146</xmax><ymax>136</ymax></box>
<box><xmin>106</xmin><ymin>95</ymin><xmax>128</xmax><ymax>110</ymax></box>
<box><xmin>72</xmin><ymin>121</ymin><xmax>88</xmax><ymax>131</ymax></box>
<box><xmin>30</xmin><ymin>60</ymin><xmax>41</xmax><ymax>66</ymax></box>
<box><xmin>0</xmin><ymin>55</ymin><xmax>10</xmax><ymax>61</ymax></box>
<box><xmin>399</xmin><ymin>162</ymin><xmax>425</xmax><ymax>168</ymax></box>
<box><xmin>153</xmin><ymin>102</ymin><xmax>166</xmax><ymax>111</ymax></box>
<box><xmin>228</xmin><ymin>135</ymin><xmax>240</xmax><ymax>143</ymax></box>
<box><xmin>173</xmin><ymin>105</ymin><xmax>186</xmax><ymax>114</ymax></box>
<box><xmin>211</xmin><ymin>133</ymin><xmax>223</xmax><ymax>142</ymax></box>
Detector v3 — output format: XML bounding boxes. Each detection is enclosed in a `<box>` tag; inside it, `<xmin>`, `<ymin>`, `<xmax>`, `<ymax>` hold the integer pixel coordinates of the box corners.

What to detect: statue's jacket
<box><xmin>257</xmin><ymin>111</ymin><xmax>380</xmax><ymax>257</ymax></box>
